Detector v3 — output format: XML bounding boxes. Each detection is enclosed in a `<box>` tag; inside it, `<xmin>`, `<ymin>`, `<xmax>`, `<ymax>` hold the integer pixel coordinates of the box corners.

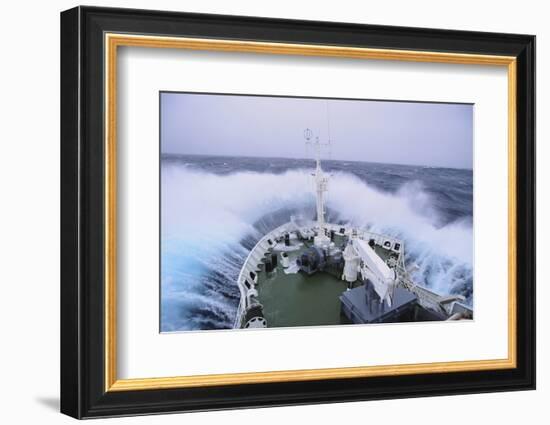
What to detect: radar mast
<box><xmin>304</xmin><ymin>126</ymin><xmax>330</xmax><ymax>247</ymax></box>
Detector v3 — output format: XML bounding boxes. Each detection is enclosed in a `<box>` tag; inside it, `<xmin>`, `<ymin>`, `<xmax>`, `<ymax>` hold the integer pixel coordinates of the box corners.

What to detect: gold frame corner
<box><xmin>104</xmin><ymin>33</ymin><xmax>518</xmax><ymax>392</ymax></box>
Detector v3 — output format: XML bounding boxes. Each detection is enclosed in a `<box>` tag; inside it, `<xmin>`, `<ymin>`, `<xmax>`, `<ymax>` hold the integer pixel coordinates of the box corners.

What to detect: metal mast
<box><xmin>304</xmin><ymin>128</ymin><xmax>330</xmax><ymax>247</ymax></box>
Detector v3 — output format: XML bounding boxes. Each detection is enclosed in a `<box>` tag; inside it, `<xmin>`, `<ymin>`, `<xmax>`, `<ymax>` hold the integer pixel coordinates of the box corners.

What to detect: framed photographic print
<box><xmin>60</xmin><ymin>6</ymin><xmax>535</xmax><ymax>419</ymax></box>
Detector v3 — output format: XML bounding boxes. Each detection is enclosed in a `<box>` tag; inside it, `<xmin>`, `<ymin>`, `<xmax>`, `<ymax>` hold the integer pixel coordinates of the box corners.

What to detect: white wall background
<box><xmin>0</xmin><ymin>0</ymin><xmax>545</xmax><ymax>423</ymax></box>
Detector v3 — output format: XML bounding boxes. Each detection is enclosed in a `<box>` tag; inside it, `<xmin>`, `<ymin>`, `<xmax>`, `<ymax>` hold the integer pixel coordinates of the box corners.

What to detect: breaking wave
<box><xmin>161</xmin><ymin>163</ymin><xmax>473</xmax><ymax>332</ymax></box>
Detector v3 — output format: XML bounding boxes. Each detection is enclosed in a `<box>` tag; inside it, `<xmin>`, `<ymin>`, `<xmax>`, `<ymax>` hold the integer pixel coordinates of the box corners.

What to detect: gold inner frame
<box><xmin>104</xmin><ymin>33</ymin><xmax>517</xmax><ymax>392</ymax></box>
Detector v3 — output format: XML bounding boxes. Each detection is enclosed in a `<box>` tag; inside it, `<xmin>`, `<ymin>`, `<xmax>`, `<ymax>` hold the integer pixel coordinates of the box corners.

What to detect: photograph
<box><xmin>160</xmin><ymin>92</ymin><xmax>474</xmax><ymax>332</ymax></box>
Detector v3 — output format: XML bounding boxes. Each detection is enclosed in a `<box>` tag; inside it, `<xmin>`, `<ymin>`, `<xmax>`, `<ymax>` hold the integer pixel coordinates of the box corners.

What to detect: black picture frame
<box><xmin>60</xmin><ymin>5</ymin><xmax>535</xmax><ymax>419</ymax></box>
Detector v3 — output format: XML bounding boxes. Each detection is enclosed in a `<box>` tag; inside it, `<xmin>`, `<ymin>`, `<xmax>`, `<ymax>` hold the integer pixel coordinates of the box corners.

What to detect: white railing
<box><xmin>233</xmin><ymin>222</ymin><xmax>292</xmax><ymax>328</ymax></box>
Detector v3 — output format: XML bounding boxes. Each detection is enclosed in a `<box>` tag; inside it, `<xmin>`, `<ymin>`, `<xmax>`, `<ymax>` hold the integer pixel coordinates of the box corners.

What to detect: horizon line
<box><xmin>160</xmin><ymin>152</ymin><xmax>473</xmax><ymax>171</ymax></box>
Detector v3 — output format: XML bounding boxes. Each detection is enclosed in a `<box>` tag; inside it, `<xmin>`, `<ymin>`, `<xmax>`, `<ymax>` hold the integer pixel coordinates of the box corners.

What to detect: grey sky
<box><xmin>161</xmin><ymin>92</ymin><xmax>473</xmax><ymax>169</ymax></box>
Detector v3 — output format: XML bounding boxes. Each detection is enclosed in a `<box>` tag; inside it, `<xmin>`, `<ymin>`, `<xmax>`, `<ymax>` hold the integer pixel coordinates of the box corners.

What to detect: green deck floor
<box><xmin>256</xmin><ymin>251</ymin><xmax>352</xmax><ymax>328</ymax></box>
<box><xmin>254</xmin><ymin>235</ymin><xmax>398</xmax><ymax>329</ymax></box>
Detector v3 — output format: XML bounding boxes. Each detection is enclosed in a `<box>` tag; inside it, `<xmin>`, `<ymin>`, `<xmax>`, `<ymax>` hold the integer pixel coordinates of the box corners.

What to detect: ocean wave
<box><xmin>161</xmin><ymin>164</ymin><xmax>473</xmax><ymax>331</ymax></box>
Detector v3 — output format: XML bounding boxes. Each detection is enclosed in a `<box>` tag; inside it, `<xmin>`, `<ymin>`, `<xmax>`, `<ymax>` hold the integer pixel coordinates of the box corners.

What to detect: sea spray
<box><xmin>161</xmin><ymin>156</ymin><xmax>473</xmax><ymax>331</ymax></box>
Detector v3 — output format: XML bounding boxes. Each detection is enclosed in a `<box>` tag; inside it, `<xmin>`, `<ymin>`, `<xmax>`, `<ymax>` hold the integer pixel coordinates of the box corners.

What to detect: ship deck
<box><xmin>234</xmin><ymin>221</ymin><xmax>427</xmax><ymax>328</ymax></box>
<box><xmin>254</xmin><ymin>235</ymin><xmax>359</xmax><ymax>328</ymax></box>
<box><xmin>253</xmin><ymin>234</ymin><xmax>399</xmax><ymax>328</ymax></box>
<box><xmin>256</xmin><ymin>262</ymin><xmax>352</xmax><ymax>328</ymax></box>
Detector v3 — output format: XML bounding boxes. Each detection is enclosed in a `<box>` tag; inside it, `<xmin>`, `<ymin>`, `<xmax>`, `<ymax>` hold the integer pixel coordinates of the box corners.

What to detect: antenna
<box><xmin>303</xmin><ymin>127</ymin><xmax>330</xmax><ymax>164</ymax></box>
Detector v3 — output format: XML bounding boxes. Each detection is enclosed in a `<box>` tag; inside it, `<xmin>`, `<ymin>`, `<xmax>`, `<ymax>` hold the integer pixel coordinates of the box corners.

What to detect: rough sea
<box><xmin>161</xmin><ymin>154</ymin><xmax>473</xmax><ymax>332</ymax></box>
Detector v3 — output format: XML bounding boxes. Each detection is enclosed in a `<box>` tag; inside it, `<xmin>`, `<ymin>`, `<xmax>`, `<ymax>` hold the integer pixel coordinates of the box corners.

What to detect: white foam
<box><xmin>161</xmin><ymin>163</ymin><xmax>474</xmax><ymax>330</ymax></box>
